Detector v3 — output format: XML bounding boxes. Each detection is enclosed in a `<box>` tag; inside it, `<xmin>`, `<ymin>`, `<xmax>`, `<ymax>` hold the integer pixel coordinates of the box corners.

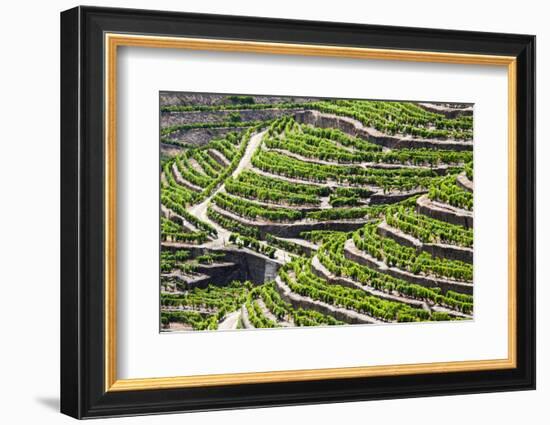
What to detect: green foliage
<box><xmin>161</xmin><ymin>120</ymin><xmax>261</xmax><ymax>136</ymax></box>
<box><xmin>252</xmin><ymin>149</ymin><xmax>438</xmax><ymax>191</ymax></box>
<box><xmin>265</xmin><ymin>118</ymin><xmax>472</xmax><ymax>165</ymax></box>
<box><xmin>159</xmin><ymin>98</ymin><xmax>475</xmax><ymax>329</ymax></box>
<box><xmin>160</xmin><ymin>100</ymin><xmax>307</xmax><ymax>113</ymax></box>
<box><xmin>229</xmin><ymin>233</ymin><xmax>276</xmax><ymax>258</ymax></box>
<box><xmin>161</xmin><ymin>311</ymin><xmax>217</xmax><ymax>330</ymax></box>
<box><xmin>213</xmin><ymin>192</ymin><xmax>305</xmax><ymax>222</ymax></box>
<box><xmin>228</xmin><ymin>95</ymin><xmax>255</xmax><ymax>105</ymax></box>
<box><xmin>265</xmin><ymin>234</ymin><xmax>309</xmax><ymax>256</ymax></box>
<box><xmin>353</xmin><ymin>224</ymin><xmax>473</xmax><ymax>281</ymax></box>
<box><xmin>280</xmin><ymin>258</ymin><xmax>434</xmax><ymax>322</ymax></box>
<box><xmin>161</xmin><ymin>193</ymin><xmax>217</xmax><ymax>236</ymax></box>
<box><xmin>225</xmin><ymin>177</ymin><xmax>319</xmax><ymax>206</ymax></box>
<box><xmin>429</xmin><ymin>174</ymin><xmax>473</xmax><ymax>210</ymax></box>
<box><xmin>228</xmin><ymin>112</ymin><xmax>242</xmax><ymax>123</ymax></box>
<box><xmin>329</xmin><ymin>195</ymin><xmax>361</xmax><ymax>208</ymax></box>
<box><xmin>246</xmin><ymin>298</ymin><xmax>279</xmax><ymax>328</ymax></box>
<box><xmin>385</xmin><ymin>206</ymin><xmax>473</xmax><ymax>247</ymax></box>
<box><xmin>161</xmin><ymin>281</ymin><xmax>252</xmax><ymax>330</ymax></box>
<box><xmin>307</xmin><ymin>100</ymin><xmax>473</xmax><ymax>140</ymax></box>
<box><xmin>173</xmin><ymin>155</ymin><xmax>213</xmax><ymax>188</ymax></box>
<box><xmin>234</xmin><ymin>170</ymin><xmax>330</xmax><ymax>196</ymax></box>
<box><xmin>207</xmin><ymin>207</ymin><xmax>260</xmax><ymax>238</ymax></box>
<box><xmin>209</xmin><ymin>138</ymin><xmax>238</xmax><ymax>160</ymax></box>
<box><xmin>306</xmin><ymin>205</ymin><xmax>384</xmax><ymax>221</ymax></box>
<box><xmin>251</xmin><ymin>281</ymin><xmax>344</xmax><ymax>326</ymax></box>
<box><xmin>317</xmin><ymin>234</ymin><xmax>472</xmax><ymax>314</ymax></box>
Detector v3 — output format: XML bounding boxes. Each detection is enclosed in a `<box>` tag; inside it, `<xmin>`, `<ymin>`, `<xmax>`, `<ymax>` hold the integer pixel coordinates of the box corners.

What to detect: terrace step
<box><xmin>160</xmin><ymin>142</ymin><xmax>187</xmax><ymax>157</ymax></box>
<box><xmin>456</xmin><ymin>172</ymin><xmax>474</xmax><ymax>193</ymax></box>
<box><xmin>249</xmin><ymin>167</ymin><xmax>427</xmax><ymax>206</ymax></box>
<box><xmin>274</xmin><ymin>237</ymin><xmax>320</xmax><ymax>256</ymax></box>
<box><xmin>295</xmin><ymin>110</ymin><xmax>473</xmax><ymax>151</ymax></box>
<box><xmin>220</xmin><ymin>193</ymin><xmax>321</xmax><ymax>212</ymax></box>
<box><xmin>195</xmin><ymin>261</ymin><xmax>240</xmax><ymax>274</ymax></box>
<box><xmin>249</xmin><ymin>166</ymin><xmax>371</xmax><ymax>190</ymax></box>
<box><xmin>416</xmin><ymin>194</ymin><xmax>473</xmax><ymax>228</ymax></box>
<box><xmin>210</xmin><ymin>205</ymin><xmax>370</xmax><ymax>239</ymax></box>
<box><xmin>267</xmin><ymin>147</ymin><xmax>451</xmax><ymax>175</ymax></box>
<box><xmin>343</xmin><ymin>238</ymin><xmax>473</xmax><ymax>295</ymax></box>
<box><xmin>274</xmin><ymin>276</ymin><xmax>382</xmax><ymax>325</ymax></box>
<box><xmin>161</xmin><ymin>107</ymin><xmax>304</xmax><ymax>128</ymax></box>
<box><xmin>161</xmin><ymin>204</ymin><xmax>200</xmax><ymax>233</ymax></box>
<box><xmin>161</xmin><ymin>271</ymin><xmax>211</xmax><ymax>289</ymax></box>
<box><xmin>240</xmin><ymin>304</ymin><xmax>254</xmax><ymax>329</ymax></box>
<box><xmin>161</xmin><ymin>305</ymin><xmax>216</xmax><ymax>315</ymax></box>
<box><xmin>417</xmin><ymin>103</ymin><xmax>473</xmax><ymax>119</ymax></box>
<box><xmin>311</xmin><ymin>255</ymin><xmax>472</xmax><ymax>319</ymax></box>
<box><xmin>172</xmin><ymin>162</ymin><xmax>203</xmax><ymax>192</ymax></box>
<box><xmin>256</xmin><ymin>298</ymin><xmax>294</xmax><ymax>327</ymax></box>
<box><xmin>161</xmin><ymin>261</ymin><xmax>242</xmax><ymax>289</ymax></box>
<box><xmin>164</xmin><ymin>127</ymin><xmax>248</xmax><ymax>148</ymax></box>
<box><xmin>188</xmin><ymin>157</ymin><xmax>207</xmax><ymax>176</ymax></box>
<box><xmin>369</xmin><ymin>188</ymin><xmax>428</xmax><ymax>205</ymax></box>
<box><xmin>162</xmin><ymin>242</ymin><xmax>282</xmax><ymax>285</ymax></box>
<box><xmin>208</xmin><ymin>148</ymin><xmax>231</xmax><ymax>167</ymax></box>
<box><xmin>377</xmin><ymin>220</ymin><xmax>473</xmax><ymax>263</ymax></box>
<box><xmin>310</xmin><ymin>255</ymin><xmax>429</xmax><ymax>311</ymax></box>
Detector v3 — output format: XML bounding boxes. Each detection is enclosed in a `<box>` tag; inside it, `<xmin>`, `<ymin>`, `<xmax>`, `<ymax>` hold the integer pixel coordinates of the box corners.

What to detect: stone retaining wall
<box><xmin>456</xmin><ymin>172</ymin><xmax>474</xmax><ymax>193</ymax></box>
<box><xmin>416</xmin><ymin>195</ymin><xmax>473</xmax><ymax>228</ymax></box>
<box><xmin>163</xmin><ymin>263</ymin><xmax>244</xmax><ymax>290</ymax></box>
<box><xmin>275</xmin><ymin>238</ymin><xmax>318</xmax><ymax>257</ymax></box>
<box><xmin>165</xmin><ymin>127</ymin><xmax>247</xmax><ymax>148</ymax></box>
<box><xmin>274</xmin><ymin>277</ymin><xmax>380</xmax><ymax>324</ymax></box>
<box><xmin>211</xmin><ymin>206</ymin><xmax>369</xmax><ymax>238</ymax></box>
<box><xmin>171</xmin><ymin>162</ymin><xmax>202</xmax><ymax>192</ymax></box>
<box><xmin>377</xmin><ymin>221</ymin><xmax>473</xmax><ymax>263</ymax></box>
<box><xmin>369</xmin><ymin>189</ymin><xmax>427</xmax><ymax>205</ymax></box>
<box><xmin>343</xmin><ymin>239</ymin><xmax>473</xmax><ymax>295</ymax></box>
<box><xmin>423</xmin><ymin>243</ymin><xmax>473</xmax><ymax>264</ymax></box>
<box><xmin>310</xmin><ymin>256</ymin><xmax>427</xmax><ymax>310</ymax></box>
<box><xmin>417</xmin><ymin>103</ymin><xmax>473</xmax><ymax>119</ymax></box>
<box><xmin>294</xmin><ymin>110</ymin><xmax>473</xmax><ymax>151</ymax></box>
<box><xmin>208</xmin><ymin>149</ymin><xmax>230</xmax><ymax>167</ymax></box>
<box><xmin>161</xmin><ymin>108</ymin><xmax>302</xmax><ymax>128</ymax></box>
<box><xmin>161</xmin><ymin>243</ymin><xmax>281</xmax><ymax>286</ymax></box>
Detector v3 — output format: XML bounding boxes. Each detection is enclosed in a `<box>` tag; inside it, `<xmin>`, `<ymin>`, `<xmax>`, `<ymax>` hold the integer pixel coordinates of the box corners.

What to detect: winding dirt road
<box><xmin>188</xmin><ymin>130</ymin><xmax>267</xmax><ymax>249</ymax></box>
<box><xmin>217</xmin><ymin>310</ymin><xmax>242</xmax><ymax>330</ymax></box>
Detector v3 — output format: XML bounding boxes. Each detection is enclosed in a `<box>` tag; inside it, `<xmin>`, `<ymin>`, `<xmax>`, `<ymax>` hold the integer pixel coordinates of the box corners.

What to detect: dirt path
<box><xmin>188</xmin><ymin>130</ymin><xmax>267</xmax><ymax>249</ymax></box>
<box><xmin>218</xmin><ymin>310</ymin><xmax>242</xmax><ymax>330</ymax></box>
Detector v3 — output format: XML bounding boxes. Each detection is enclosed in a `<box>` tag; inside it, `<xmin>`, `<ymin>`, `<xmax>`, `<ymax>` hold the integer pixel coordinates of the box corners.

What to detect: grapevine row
<box><xmin>317</xmin><ymin>234</ymin><xmax>472</xmax><ymax>313</ymax></box>
<box><xmin>385</xmin><ymin>206</ymin><xmax>473</xmax><ymax>247</ymax></box>
<box><xmin>353</xmin><ymin>224</ymin><xmax>473</xmax><ymax>281</ymax></box>
<box><xmin>280</xmin><ymin>258</ymin><xmax>435</xmax><ymax>322</ymax></box>
<box><xmin>213</xmin><ymin>192</ymin><xmax>305</xmax><ymax>222</ymax></box>
<box><xmin>428</xmin><ymin>175</ymin><xmax>473</xmax><ymax>210</ymax></box>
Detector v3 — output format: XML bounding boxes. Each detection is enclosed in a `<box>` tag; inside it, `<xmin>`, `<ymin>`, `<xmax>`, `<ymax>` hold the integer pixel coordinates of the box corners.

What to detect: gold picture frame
<box><xmin>104</xmin><ymin>33</ymin><xmax>517</xmax><ymax>392</ymax></box>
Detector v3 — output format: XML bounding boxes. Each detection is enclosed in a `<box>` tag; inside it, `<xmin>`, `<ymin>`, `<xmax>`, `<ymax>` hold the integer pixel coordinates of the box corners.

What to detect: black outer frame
<box><xmin>60</xmin><ymin>5</ymin><xmax>536</xmax><ymax>419</ymax></box>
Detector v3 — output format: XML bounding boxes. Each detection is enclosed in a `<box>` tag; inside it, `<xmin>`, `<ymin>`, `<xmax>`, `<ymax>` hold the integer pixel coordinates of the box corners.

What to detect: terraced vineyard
<box><xmin>159</xmin><ymin>92</ymin><xmax>474</xmax><ymax>332</ymax></box>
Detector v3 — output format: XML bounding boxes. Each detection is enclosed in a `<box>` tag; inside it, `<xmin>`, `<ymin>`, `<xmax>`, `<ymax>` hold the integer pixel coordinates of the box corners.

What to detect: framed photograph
<box><xmin>60</xmin><ymin>6</ymin><xmax>535</xmax><ymax>419</ymax></box>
